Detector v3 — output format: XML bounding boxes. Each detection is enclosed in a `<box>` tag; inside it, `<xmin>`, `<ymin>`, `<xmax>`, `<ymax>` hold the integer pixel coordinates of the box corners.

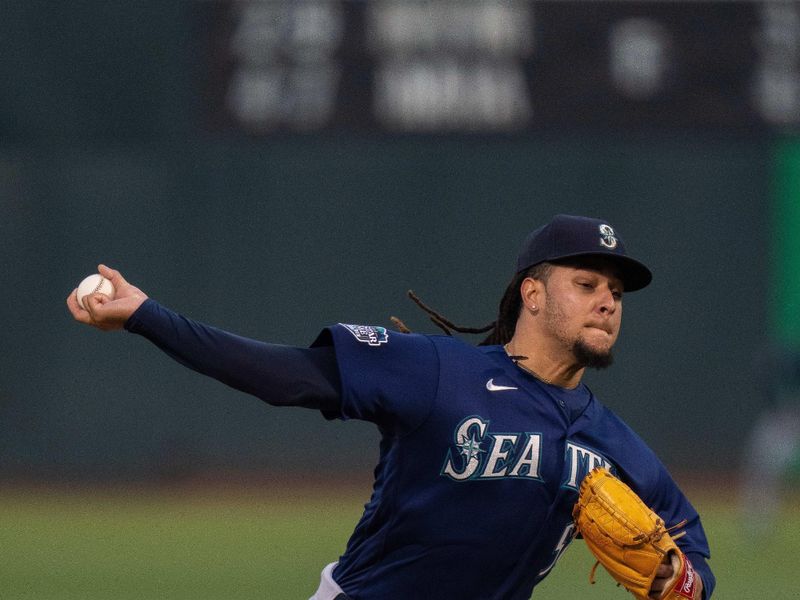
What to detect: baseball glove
<box><xmin>572</xmin><ymin>467</ymin><xmax>698</xmax><ymax>600</ymax></box>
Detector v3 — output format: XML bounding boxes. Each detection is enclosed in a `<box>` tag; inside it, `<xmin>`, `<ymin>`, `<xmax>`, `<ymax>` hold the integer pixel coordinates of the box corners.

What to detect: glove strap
<box><xmin>669</xmin><ymin>555</ymin><xmax>697</xmax><ymax>599</ymax></box>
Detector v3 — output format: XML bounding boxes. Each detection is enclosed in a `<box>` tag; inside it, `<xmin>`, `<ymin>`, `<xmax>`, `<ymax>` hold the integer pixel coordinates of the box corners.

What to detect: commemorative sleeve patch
<box><xmin>340</xmin><ymin>324</ymin><xmax>390</xmax><ymax>347</ymax></box>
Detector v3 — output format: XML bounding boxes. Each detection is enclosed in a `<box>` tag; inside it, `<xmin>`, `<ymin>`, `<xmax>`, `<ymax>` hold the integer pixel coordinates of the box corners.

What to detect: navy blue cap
<box><xmin>516</xmin><ymin>214</ymin><xmax>652</xmax><ymax>291</ymax></box>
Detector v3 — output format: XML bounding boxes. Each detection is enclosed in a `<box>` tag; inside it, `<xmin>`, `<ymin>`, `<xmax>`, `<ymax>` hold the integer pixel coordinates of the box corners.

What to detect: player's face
<box><xmin>539</xmin><ymin>260</ymin><xmax>623</xmax><ymax>368</ymax></box>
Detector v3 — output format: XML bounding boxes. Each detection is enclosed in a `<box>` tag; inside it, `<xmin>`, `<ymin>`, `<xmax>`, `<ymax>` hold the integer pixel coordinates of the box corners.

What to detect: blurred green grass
<box><xmin>0</xmin><ymin>482</ymin><xmax>794</xmax><ymax>599</ymax></box>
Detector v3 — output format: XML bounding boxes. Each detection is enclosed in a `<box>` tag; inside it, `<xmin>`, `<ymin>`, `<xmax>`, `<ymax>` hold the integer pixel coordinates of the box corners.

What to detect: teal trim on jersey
<box><xmin>773</xmin><ymin>140</ymin><xmax>800</xmax><ymax>346</ymax></box>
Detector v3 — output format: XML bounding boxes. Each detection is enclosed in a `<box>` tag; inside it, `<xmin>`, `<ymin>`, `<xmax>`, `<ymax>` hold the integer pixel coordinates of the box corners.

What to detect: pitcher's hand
<box><xmin>67</xmin><ymin>264</ymin><xmax>148</xmax><ymax>331</ymax></box>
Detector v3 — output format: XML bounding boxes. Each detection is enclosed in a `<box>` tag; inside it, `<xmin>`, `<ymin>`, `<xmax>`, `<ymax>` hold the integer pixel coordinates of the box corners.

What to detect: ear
<box><xmin>519</xmin><ymin>277</ymin><xmax>543</xmax><ymax>313</ymax></box>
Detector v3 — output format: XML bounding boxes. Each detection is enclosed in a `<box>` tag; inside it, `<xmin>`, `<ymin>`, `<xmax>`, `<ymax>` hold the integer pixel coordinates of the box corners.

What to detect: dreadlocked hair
<box><xmin>389</xmin><ymin>263</ymin><xmax>552</xmax><ymax>346</ymax></box>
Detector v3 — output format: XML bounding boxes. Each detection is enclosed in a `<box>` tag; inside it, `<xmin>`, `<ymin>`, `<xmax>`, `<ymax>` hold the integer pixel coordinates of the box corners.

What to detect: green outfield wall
<box><xmin>773</xmin><ymin>141</ymin><xmax>800</xmax><ymax>347</ymax></box>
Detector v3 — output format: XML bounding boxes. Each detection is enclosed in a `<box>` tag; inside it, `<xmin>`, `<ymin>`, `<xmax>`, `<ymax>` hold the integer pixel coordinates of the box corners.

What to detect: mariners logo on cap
<box><xmin>341</xmin><ymin>324</ymin><xmax>389</xmax><ymax>346</ymax></box>
<box><xmin>598</xmin><ymin>224</ymin><xmax>618</xmax><ymax>249</ymax></box>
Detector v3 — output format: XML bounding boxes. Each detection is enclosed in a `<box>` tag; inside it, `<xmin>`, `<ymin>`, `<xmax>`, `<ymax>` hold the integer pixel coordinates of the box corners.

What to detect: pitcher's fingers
<box><xmin>655</xmin><ymin>564</ymin><xmax>673</xmax><ymax>578</ymax></box>
<box><xmin>66</xmin><ymin>289</ymin><xmax>94</xmax><ymax>324</ymax></box>
<box><xmin>83</xmin><ymin>293</ymin><xmax>108</xmax><ymax>321</ymax></box>
<box><xmin>98</xmin><ymin>264</ymin><xmax>129</xmax><ymax>290</ymax></box>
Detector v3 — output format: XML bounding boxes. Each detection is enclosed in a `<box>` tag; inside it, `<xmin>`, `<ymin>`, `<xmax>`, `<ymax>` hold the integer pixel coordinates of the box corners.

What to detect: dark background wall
<box><xmin>0</xmin><ymin>1</ymin><xmax>776</xmax><ymax>480</ymax></box>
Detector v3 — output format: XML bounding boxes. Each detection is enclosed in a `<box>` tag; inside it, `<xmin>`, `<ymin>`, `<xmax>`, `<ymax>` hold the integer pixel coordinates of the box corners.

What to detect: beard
<box><xmin>542</xmin><ymin>300</ymin><xmax>616</xmax><ymax>369</ymax></box>
<box><xmin>572</xmin><ymin>337</ymin><xmax>614</xmax><ymax>369</ymax></box>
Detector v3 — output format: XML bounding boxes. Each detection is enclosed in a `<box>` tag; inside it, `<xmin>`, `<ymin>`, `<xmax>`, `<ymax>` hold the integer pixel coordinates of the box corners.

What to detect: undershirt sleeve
<box><xmin>124</xmin><ymin>299</ymin><xmax>341</xmax><ymax>414</ymax></box>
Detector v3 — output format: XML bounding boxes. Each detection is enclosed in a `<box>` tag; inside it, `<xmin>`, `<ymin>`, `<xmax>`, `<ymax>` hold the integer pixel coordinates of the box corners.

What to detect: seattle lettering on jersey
<box><xmin>562</xmin><ymin>442</ymin><xmax>615</xmax><ymax>490</ymax></box>
<box><xmin>441</xmin><ymin>416</ymin><xmax>614</xmax><ymax>485</ymax></box>
<box><xmin>441</xmin><ymin>416</ymin><xmax>543</xmax><ymax>481</ymax></box>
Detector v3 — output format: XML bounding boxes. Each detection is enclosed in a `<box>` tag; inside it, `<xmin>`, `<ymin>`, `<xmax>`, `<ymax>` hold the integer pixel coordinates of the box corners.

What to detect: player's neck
<box><xmin>505</xmin><ymin>334</ymin><xmax>585</xmax><ymax>389</ymax></box>
<box><xmin>505</xmin><ymin>339</ymin><xmax>585</xmax><ymax>389</ymax></box>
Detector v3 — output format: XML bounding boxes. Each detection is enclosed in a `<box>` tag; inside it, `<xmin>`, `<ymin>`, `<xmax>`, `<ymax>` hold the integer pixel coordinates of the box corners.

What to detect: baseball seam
<box><xmin>92</xmin><ymin>277</ymin><xmax>107</xmax><ymax>295</ymax></box>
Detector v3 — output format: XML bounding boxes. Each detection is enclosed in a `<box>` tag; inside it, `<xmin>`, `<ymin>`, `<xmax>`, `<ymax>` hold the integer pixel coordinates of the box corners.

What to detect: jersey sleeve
<box><xmin>311</xmin><ymin>324</ymin><xmax>439</xmax><ymax>436</ymax></box>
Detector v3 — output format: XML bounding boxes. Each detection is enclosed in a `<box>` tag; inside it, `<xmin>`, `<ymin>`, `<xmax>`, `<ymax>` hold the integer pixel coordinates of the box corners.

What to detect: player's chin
<box><xmin>573</xmin><ymin>338</ymin><xmax>614</xmax><ymax>369</ymax></box>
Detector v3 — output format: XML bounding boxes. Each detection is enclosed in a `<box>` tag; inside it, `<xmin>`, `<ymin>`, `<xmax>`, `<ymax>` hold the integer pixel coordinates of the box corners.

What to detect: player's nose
<box><xmin>596</xmin><ymin>289</ymin><xmax>618</xmax><ymax>315</ymax></box>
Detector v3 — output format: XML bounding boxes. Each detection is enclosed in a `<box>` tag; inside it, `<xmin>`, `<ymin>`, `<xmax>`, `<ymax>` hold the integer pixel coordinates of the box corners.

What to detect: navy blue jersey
<box><xmin>124</xmin><ymin>302</ymin><xmax>714</xmax><ymax>599</ymax></box>
<box><xmin>314</xmin><ymin>324</ymin><xmax>713</xmax><ymax>599</ymax></box>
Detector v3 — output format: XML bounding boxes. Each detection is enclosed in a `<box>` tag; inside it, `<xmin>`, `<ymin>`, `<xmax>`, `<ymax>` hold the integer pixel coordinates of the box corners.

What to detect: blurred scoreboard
<box><xmin>199</xmin><ymin>0</ymin><xmax>800</xmax><ymax>134</ymax></box>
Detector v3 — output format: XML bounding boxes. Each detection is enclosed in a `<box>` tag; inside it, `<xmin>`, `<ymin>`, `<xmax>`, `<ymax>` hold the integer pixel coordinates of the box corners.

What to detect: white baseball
<box><xmin>76</xmin><ymin>273</ymin><xmax>115</xmax><ymax>309</ymax></box>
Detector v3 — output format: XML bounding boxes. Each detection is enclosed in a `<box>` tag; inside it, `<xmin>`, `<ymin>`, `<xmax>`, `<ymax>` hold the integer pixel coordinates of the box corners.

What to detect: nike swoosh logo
<box><xmin>486</xmin><ymin>378</ymin><xmax>518</xmax><ymax>392</ymax></box>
